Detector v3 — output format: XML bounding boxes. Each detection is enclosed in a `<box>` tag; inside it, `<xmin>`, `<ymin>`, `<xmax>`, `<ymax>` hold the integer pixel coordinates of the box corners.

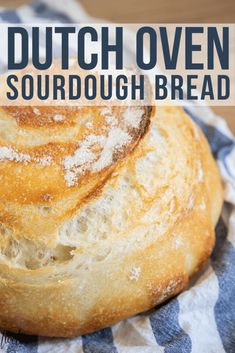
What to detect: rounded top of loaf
<box><xmin>0</xmin><ymin>102</ymin><xmax>151</xmax><ymax>240</ymax></box>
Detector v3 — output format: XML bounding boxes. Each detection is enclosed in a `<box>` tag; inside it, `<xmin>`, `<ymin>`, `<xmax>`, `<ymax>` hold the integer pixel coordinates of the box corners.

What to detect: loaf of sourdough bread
<box><xmin>0</xmin><ymin>104</ymin><xmax>223</xmax><ymax>337</ymax></box>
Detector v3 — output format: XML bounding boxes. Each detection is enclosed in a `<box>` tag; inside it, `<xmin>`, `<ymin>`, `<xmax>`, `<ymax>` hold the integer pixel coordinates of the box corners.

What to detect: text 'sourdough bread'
<box><xmin>0</xmin><ymin>105</ymin><xmax>223</xmax><ymax>337</ymax></box>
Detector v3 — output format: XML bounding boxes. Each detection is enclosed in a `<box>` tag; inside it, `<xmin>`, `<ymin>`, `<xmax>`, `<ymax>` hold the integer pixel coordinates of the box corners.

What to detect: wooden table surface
<box><xmin>1</xmin><ymin>0</ymin><xmax>235</xmax><ymax>135</ymax></box>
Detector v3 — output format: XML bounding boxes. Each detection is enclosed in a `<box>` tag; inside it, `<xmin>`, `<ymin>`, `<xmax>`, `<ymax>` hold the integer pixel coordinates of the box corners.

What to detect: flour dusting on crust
<box><xmin>62</xmin><ymin>106</ymin><xmax>147</xmax><ymax>187</ymax></box>
<box><xmin>63</xmin><ymin>127</ymin><xmax>132</xmax><ymax>187</ymax></box>
<box><xmin>129</xmin><ymin>266</ymin><xmax>141</xmax><ymax>281</ymax></box>
<box><xmin>0</xmin><ymin>146</ymin><xmax>52</xmax><ymax>166</ymax></box>
<box><xmin>0</xmin><ymin>105</ymin><xmax>149</xmax><ymax>188</ymax></box>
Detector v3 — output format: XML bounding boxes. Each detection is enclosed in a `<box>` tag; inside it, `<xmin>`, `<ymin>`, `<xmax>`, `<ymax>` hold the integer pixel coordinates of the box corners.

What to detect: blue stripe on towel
<box><xmin>185</xmin><ymin>107</ymin><xmax>235</xmax><ymax>178</ymax></box>
<box><xmin>82</xmin><ymin>327</ymin><xmax>118</xmax><ymax>353</ymax></box>
<box><xmin>211</xmin><ymin>218</ymin><xmax>235</xmax><ymax>352</ymax></box>
<box><xmin>184</xmin><ymin>107</ymin><xmax>235</xmax><ymax>159</ymax></box>
<box><xmin>32</xmin><ymin>2</ymin><xmax>72</xmax><ymax>23</ymax></box>
<box><xmin>6</xmin><ymin>333</ymin><xmax>38</xmax><ymax>353</ymax></box>
<box><xmin>149</xmin><ymin>298</ymin><xmax>192</xmax><ymax>353</ymax></box>
<box><xmin>0</xmin><ymin>10</ymin><xmax>21</xmax><ymax>23</ymax></box>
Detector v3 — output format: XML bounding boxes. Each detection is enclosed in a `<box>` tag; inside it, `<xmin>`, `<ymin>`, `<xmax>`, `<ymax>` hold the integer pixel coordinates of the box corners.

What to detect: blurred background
<box><xmin>0</xmin><ymin>0</ymin><xmax>234</xmax><ymax>133</ymax></box>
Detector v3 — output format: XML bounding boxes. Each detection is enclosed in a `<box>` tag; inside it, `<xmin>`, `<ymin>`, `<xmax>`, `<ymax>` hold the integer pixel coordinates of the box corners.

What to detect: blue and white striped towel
<box><xmin>0</xmin><ymin>1</ymin><xmax>234</xmax><ymax>352</ymax></box>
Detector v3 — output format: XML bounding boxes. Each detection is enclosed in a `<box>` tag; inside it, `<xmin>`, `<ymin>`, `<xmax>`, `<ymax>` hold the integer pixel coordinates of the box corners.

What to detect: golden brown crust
<box><xmin>0</xmin><ymin>106</ymin><xmax>223</xmax><ymax>337</ymax></box>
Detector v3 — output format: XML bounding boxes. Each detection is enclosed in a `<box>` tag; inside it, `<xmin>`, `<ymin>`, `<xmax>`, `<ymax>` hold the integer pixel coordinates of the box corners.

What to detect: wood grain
<box><xmin>80</xmin><ymin>0</ymin><xmax>235</xmax><ymax>23</ymax></box>
<box><xmin>0</xmin><ymin>0</ymin><xmax>234</xmax><ymax>134</ymax></box>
